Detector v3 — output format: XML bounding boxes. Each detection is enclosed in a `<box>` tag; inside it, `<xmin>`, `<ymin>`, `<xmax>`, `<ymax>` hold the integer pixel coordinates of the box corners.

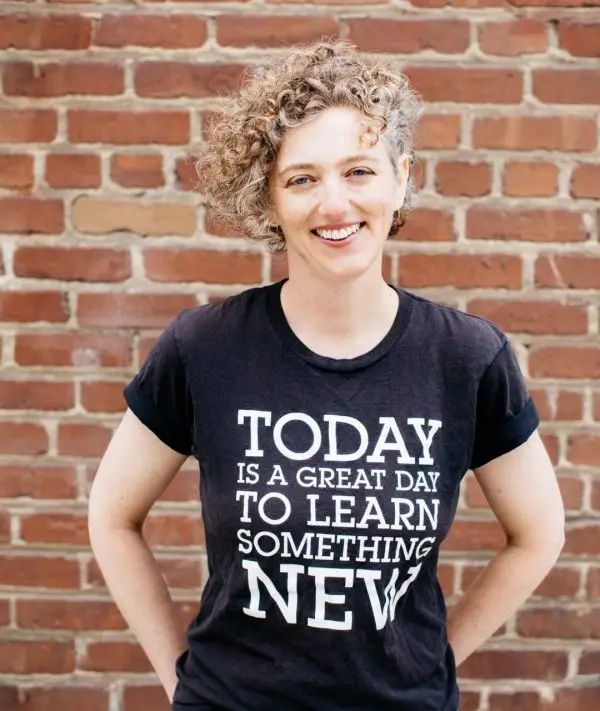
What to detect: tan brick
<box><xmin>73</xmin><ymin>197</ymin><xmax>196</xmax><ymax>237</ymax></box>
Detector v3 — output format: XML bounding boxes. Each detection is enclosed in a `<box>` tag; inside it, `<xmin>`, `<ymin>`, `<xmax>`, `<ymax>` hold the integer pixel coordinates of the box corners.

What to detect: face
<box><xmin>269</xmin><ymin>106</ymin><xmax>410</xmax><ymax>284</ymax></box>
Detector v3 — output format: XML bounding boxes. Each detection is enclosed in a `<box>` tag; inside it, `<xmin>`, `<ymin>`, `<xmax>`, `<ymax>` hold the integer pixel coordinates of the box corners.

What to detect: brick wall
<box><xmin>0</xmin><ymin>1</ymin><xmax>599</xmax><ymax>710</ymax></box>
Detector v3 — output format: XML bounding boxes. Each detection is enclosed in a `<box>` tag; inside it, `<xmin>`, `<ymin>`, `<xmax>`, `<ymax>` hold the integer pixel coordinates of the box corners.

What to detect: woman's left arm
<box><xmin>447</xmin><ymin>429</ymin><xmax>565</xmax><ymax>666</ymax></box>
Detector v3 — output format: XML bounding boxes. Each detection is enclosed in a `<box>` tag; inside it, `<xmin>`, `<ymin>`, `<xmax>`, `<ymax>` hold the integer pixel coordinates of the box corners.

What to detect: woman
<box><xmin>88</xmin><ymin>41</ymin><xmax>565</xmax><ymax>711</ymax></box>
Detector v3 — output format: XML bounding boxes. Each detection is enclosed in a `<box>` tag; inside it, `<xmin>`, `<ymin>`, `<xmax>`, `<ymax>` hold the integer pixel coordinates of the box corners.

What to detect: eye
<box><xmin>286</xmin><ymin>175</ymin><xmax>313</xmax><ymax>187</ymax></box>
<box><xmin>348</xmin><ymin>167</ymin><xmax>375</xmax><ymax>177</ymax></box>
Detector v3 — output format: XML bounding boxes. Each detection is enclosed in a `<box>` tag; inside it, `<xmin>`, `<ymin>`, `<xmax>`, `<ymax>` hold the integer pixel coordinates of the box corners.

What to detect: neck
<box><xmin>280</xmin><ymin>261</ymin><xmax>398</xmax><ymax>358</ymax></box>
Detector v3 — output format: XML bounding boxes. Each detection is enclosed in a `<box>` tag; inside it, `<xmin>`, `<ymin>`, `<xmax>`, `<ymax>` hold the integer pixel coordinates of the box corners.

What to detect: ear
<box><xmin>393</xmin><ymin>154</ymin><xmax>411</xmax><ymax>205</ymax></box>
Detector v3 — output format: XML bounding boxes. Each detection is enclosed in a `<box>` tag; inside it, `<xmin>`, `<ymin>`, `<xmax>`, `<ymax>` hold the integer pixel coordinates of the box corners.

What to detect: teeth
<box><xmin>315</xmin><ymin>223</ymin><xmax>362</xmax><ymax>241</ymax></box>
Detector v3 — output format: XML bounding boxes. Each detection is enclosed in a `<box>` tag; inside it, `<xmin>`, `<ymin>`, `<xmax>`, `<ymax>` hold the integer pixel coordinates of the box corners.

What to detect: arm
<box><xmin>447</xmin><ymin>430</ymin><xmax>565</xmax><ymax>665</ymax></box>
<box><xmin>88</xmin><ymin>408</ymin><xmax>190</xmax><ymax>702</ymax></box>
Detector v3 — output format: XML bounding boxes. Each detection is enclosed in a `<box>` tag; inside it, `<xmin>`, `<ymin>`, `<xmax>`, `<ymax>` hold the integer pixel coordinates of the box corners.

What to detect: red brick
<box><xmin>579</xmin><ymin>650</ymin><xmax>600</xmax><ymax>674</ymax></box>
<box><xmin>144</xmin><ymin>249</ymin><xmax>263</xmax><ymax>285</ymax></box>
<box><xmin>0</xmin><ymin>464</ymin><xmax>76</xmax><ymax>499</ymax></box>
<box><xmin>4</xmin><ymin>62</ymin><xmax>123</xmax><ymax>97</ymax></box>
<box><xmin>58</xmin><ymin>423</ymin><xmax>112</xmax><ymax>457</ymax></box>
<box><xmin>122</xmin><ymin>686</ymin><xmax>171</xmax><ymax>711</ymax></box>
<box><xmin>0</xmin><ymin>380</ymin><xmax>74</xmax><ymax>411</ymax></box>
<box><xmin>442</xmin><ymin>518</ymin><xmax>505</xmax><ymax>552</ymax></box>
<box><xmin>14</xmin><ymin>246</ymin><xmax>131</xmax><ymax>283</ymax></box>
<box><xmin>217</xmin><ymin>15</ymin><xmax>339</xmax><ymax>48</ymax></box>
<box><xmin>529</xmin><ymin>346</ymin><xmax>600</xmax><ymax>378</ymax></box>
<box><xmin>0</xmin><ymin>14</ymin><xmax>91</xmax><ymax>50</ymax></box>
<box><xmin>460</xmin><ymin>649</ymin><xmax>567</xmax><ymax>680</ymax></box>
<box><xmin>0</xmin><ymin>511</ymin><xmax>9</xmax><ymax>544</ymax></box>
<box><xmin>0</xmin><ymin>109</ymin><xmax>57</xmax><ymax>143</ymax></box>
<box><xmin>0</xmin><ymin>640</ymin><xmax>75</xmax><ymax>674</ymax></box>
<box><xmin>81</xmin><ymin>381</ymin><xmax>128</xmax><ymax>414</ymax></box>
<box><xmin>533</xmin><ymin>70</ymin><xmax>600</xmax><ymax>104</ymax></box>
<box><xmin>564</xmin><ymin>522</ymin><xmax>600</xmax><ymax>555</ymax></box>
<box><xmin>0</xmin><ymin>422</ymin><xmax>48</xmax><ymax>454</ymax></box>
<box><xmin>517</xmin><ymin>607</ymin><xmax>600</xmax><ymax>639</ymax></box>
<box><xmin>0</xmin><ymin>154</ymin><xmax>34</xmax><ymax>189</ymax></box>
<box><xmin>467</xmin><ymin>208</ymin><xmax>587</xmax><ymax>243</ymax></box>
<box><xmin>20</xmin><ymin>513</ymin><xmax>89</xmax><ymax>546</ymax></box>
<box><xmin>503</xmin><ymin>162</ymin><xmax>558</xmax><ymax>197</ymax></box>
<box><xmin>473</xmin><ymin>116</ymin><xmax>597</xmax><ymax>151</ymax></box>
<box><xmin>15</xmin><ymin>332</ymin><xmax>130</xmax><ymax>368</ymax></box>
<box><xmin>96</xmin><ymin>14</ymin><xmax>207</xmax><ymax>48</ymax></box>
<box><xmin>398</xmin><ymin>254</ymin><xmax>522</xmax><ymax>289</ymax></box>
<box><xmin>0</xmin><ymin>554</ymin><xmax>79</xmax><ymax>589</ymax></box>
<box><xmin>466</xmin><ymin>299</ymin><xmax>587</xmax><ymax>335</ymax></box>
<box><xmin>530</xmin><ymin>389</ymin><xmax>583</xmax><ymax>421</ymax></box>
<box><xmin>111</xmin><ymin>154</ymin><xmax>164</xmax><ymax>188</ymax></box>
<box><xmin>568</xmin><ymin>433</ymin><xmax>600</xmax><ymax>466</ymax></box>
<box><xmin>144</xmin><ymin>514</ymin><xmax>205</xmax><ymax>547</ymax></box>
<box><xmin>405</xmin><ymin>66</ymin><xmax>522</xmax><ymax>103</ymax></box>
<box><xmin>535</xmin><ymin>254</ymin><xmax>600</xmax><ymax>289</ymax></box>
<box><xmin>68</xmin><ymin>110</ymin><xmax>190</xmax><ymax>145</ymax></box>
<box><xmin>0</xmin><ymin>197</ymin><xmax>64</xmax><ymax>234</ymax></box>
<box><xmin>571</xmin><ymin>164</ymin><xmax>600</xmax><ymax>198</ymax></box>
<box><xmin>435</xmin><ymin>162</ymin><xmax>492</xmax><ymax>197</ymax></box>
<box><xmin>413</xmin><ymin>114</ymin><xmax>461</xmax><ymax>150</ymax></box>
<box><xmin>541</xmin><ymin>433</ymin><xmax>559</xmax><ymax>466</ymax></box>
<box><xmin>87</xmin><ymin>554</ymin><xmax>201</xmax><ymax>590</ymax></box>
<box><xmin>347</xmin><ymin>19</ymin><xmax>470</xmax><ymax>53</ymax></box>
<box><xmin>19</xmin><ymin>687</ymin><xmax>109</xmax><ymax>711</ymax></box>
<box><xmin>489</xmin><ymin>687</ymin><xmax>600</xmax><ymax>711</ymax></box>
<box><xmin>591</xmin><ymin>482</ymin><xmax>600</xmax><ymax>511</ymax></box>
<box><xmin>77</xmin><ymin>293</ymin><xmax>197</xmax><ymax>328</ymax></box>
<box><xmin>17</xmin><ymin>599</ymin><xmax>126</xmax><ymax>631</ymax></box>
<box><xmin>588</xmin><ymin>566</ymin><xmax>600</xmax><ymax>597</ymax></box>
<box><xmin>558</xmin><ymin>22</ymin><xmax>600</xmax><ymax>57</ymax></box>
<box><xmin>79</xmin><ymin>641</ymin><xmax>153</xmax><ymax>672</ymax></box>
<box><xmin>397</xmin><ymin>208</ymin><xmax>455</xmax><ymax>241</ymax></box>
<box><xmin>0</xmin><ymin>291</ymin><xmax>68</xmax><ymax>323</ymax></box>
<box><xmin>479</xmin><ymin>20</ymin><xmax>548</xmax><ymax>55</ymax></box>
<box><xmin>135</xmin><ymin>62</ymin><xmax>248</xmax><ymax>99</ymax></box>
<box><xmin>45</xmin><ymin>153</ymin><xmax>101</xmax><ymax>188</ymax></box>
<box><xmin>175</xmin><ymin>156</ymin><xmax>200</xmax><ymax>191</ymax></box>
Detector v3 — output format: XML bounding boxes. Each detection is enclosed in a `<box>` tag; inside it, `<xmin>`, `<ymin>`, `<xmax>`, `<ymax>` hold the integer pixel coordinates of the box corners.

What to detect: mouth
<box><xmin>310</xmin><ymin>222</ymin><xmax>366</xmax><ymax>243</ymax></box>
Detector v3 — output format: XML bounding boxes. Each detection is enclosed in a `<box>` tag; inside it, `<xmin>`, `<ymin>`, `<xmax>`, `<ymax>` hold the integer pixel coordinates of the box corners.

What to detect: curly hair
<box><xmin>195</xmin><ymin>40</ymin><xmax>423</xmax><ymax>253</ymax></box>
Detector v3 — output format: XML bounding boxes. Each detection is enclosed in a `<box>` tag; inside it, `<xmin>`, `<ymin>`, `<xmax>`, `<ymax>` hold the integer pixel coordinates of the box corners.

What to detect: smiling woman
<box><xmin>89</xmin><ymin>39</ymin><xmax>565</xmax><ymax>711</ymax></box>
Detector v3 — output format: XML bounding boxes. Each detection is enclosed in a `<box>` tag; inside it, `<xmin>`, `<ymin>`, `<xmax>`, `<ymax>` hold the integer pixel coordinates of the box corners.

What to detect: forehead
<box><xmin>276</xmin><ymin>106</ymin><xmax>389</xmax><ymax>168</ymax></box>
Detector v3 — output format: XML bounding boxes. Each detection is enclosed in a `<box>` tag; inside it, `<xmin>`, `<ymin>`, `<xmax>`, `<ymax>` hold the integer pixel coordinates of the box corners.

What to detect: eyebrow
<box><xmin>277</xmin><ymin>154</ymin><xmax>379</xmax><ymax>177</ymax></box>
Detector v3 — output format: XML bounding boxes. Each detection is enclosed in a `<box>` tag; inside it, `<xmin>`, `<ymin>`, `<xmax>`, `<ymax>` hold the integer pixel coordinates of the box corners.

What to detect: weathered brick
<box><xmin>0</xmin><ymin>197</ymin><xmax>64</xmax><ymax>234</ymax></box>
<box><xmin>45</xmin><ymin>153</ymin><xmax>101</xmax><ymax>189</ymax></box>
<box><xmin>4</xmin><ymin>62</ymin><xmax>124</xmax><ymax>97</ymax></box>
<box><xmin>0</xmin><ymin>109</ymin><xmax>57</xmax><ymax>143</ymax></box>
<box><xmin>405</xmin><ymin>67</ymin><xmax>522</xmax><ymax>103</ymax></box>
<box><xmin>14</xmin><ymin>246</ymin><xmax>130</xmax><ymax>283</ymax></box>
<box><xmin>535</xmin><ymin>254</ymin><xmax>600</xmax><ymax>289</ymax></box>
<box><xmin>77</xmin><ymin>293</ymin><xmax>196</xmax><ymax>329</ymax></box>
<box><xmin>346</xmin><ymin>19</ymin><xmax>470</xmax><ymax>53</ymax></box>
<box><xmin>0</xmin><ymin>154</ymin><xmax>34</xmax><ymax>189</ymax></box>
<box><xmin>533</xmin><ymin>69</ymin><xmax>600</xmax><ymax>104</ymax></box>
<box><xmin>479</xmin><ymin>20</ymin><xmax>548</xmax><ymax>55</ymax></box>
<box><xmin>135</xmin><ymin>62</ymin><xmax>248</xmax><ymax>99</ymax></box>
<box><xmin>466</xmin><ymin>208</ymin><xmax>587</xmax><ymax>242</ymax></box>
<box><xmin>0</xmin><ymin>14</ymin><xmax>91</xmax><ymax>50</ymax></box>
<box><xmin>110</xmin><ymin>154</ymin><xmax>164</xmax><ymax>188</ymax></box>
<box><xmin>503</xmin><ymin>161</ymin><xmax>558</xmax><ymax>197</ymax></box>
<box><xmin>473</xmin><ymin>116</ymin><xmax>597</xmax><ymax>151</ymax></box>
<box><xmin>68</xmin><ymin>110</ymin><xmax>190</xmax><ymax>145</ymax></box>
<box><xmin>435</xmin><ymin>162</ymin><xmax>492</xmax><ymax>197</ymax></box>
<box><xmin>144</xmin><ymin>249</ymin><xmax>263</xmax><ymax>285</ymax></box>
<box><xmin>96</xmin><ymin>14</ymin><xmax>207</xmax><ymax>48</ymax></box>
<box><xmin>73</xmin><ymin>197</ymin><xmax>196</xmax><ymax>237</ymax></box>
<box><xmin>398</xmin><ymin>254</ymin><xmax>522</xmax><ymax>289</ymax></box>
<box><xmin>217</xmin><ymin>15</ymin><xmax>339</xmax><ymax>48</ymax></box>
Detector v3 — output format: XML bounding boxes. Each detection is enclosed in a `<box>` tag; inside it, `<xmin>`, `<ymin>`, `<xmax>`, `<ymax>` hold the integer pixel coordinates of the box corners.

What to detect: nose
<box><xmin>317</xmin><ymin>177</ymin><xmax>351</xmax><ymax>218</ymax></box>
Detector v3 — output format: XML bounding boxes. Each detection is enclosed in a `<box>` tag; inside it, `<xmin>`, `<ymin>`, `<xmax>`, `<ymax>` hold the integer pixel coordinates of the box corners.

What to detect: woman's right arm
<box><xmin>88</xmin><ymin>408</ymin><xmax>190</xmax><ymax>703</ymax></box>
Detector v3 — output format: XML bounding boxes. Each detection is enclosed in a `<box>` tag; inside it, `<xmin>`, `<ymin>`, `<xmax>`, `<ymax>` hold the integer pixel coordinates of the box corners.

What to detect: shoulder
<box><xmin>170</xmin><ymin>283</ymin><xmax>272</xmax><ymax>352</ymax></box>
<box><xmin>402</xmin><ymin>290</ymin><xmax>508</xmax><ymax>372</ymax></box>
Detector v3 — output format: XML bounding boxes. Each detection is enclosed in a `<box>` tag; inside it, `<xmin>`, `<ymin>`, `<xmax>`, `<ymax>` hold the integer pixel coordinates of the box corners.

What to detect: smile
<box><xmin>312</xmin><ymin>223</ymin><xmax>365</xmax><ymax>241</ymax></box>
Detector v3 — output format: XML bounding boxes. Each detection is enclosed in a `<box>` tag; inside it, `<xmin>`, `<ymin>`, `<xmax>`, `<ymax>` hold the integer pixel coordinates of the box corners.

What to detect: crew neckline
<box><xmin>265</xmin><ymin>279</ymin><xmax>413</xmax><ymax>372</ymax></box>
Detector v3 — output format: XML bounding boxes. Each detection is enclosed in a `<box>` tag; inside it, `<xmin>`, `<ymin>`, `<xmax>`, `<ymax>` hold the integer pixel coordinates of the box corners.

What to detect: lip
<box><xmin>312</xmin><ymin>222</ymin><xmax>365</xmax><ymax>247</ymax></box>
<box><xmin>312</xmin><ymin>222</ymin><xmax>363</xmax><ymax>230</ymax></box>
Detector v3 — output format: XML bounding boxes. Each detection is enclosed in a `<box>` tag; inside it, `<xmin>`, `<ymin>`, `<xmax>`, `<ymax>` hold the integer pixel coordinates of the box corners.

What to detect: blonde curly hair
<box><xmin>195</xmin><ymin>40</ymin><xmax>423</xmax><ymax>253</ymax></box>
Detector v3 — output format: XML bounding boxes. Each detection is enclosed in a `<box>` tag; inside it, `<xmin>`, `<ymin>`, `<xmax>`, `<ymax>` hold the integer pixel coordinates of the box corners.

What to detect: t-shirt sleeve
<box><xmin>470</xmin><ymin>339</ymin><xmax>540</xmax><ymax>470</ymax></box>
<box><xmin>123</xmin><ymin>316</ymin><xmax>194</xmax><ymax>456</ymax></box>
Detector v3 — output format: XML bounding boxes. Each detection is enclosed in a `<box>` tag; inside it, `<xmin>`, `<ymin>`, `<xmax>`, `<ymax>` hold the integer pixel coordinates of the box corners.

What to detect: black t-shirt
<box><xmin>123</xmin><ymin>280</ymin><xmax>539</xmax><ymax>711</ymax></box>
